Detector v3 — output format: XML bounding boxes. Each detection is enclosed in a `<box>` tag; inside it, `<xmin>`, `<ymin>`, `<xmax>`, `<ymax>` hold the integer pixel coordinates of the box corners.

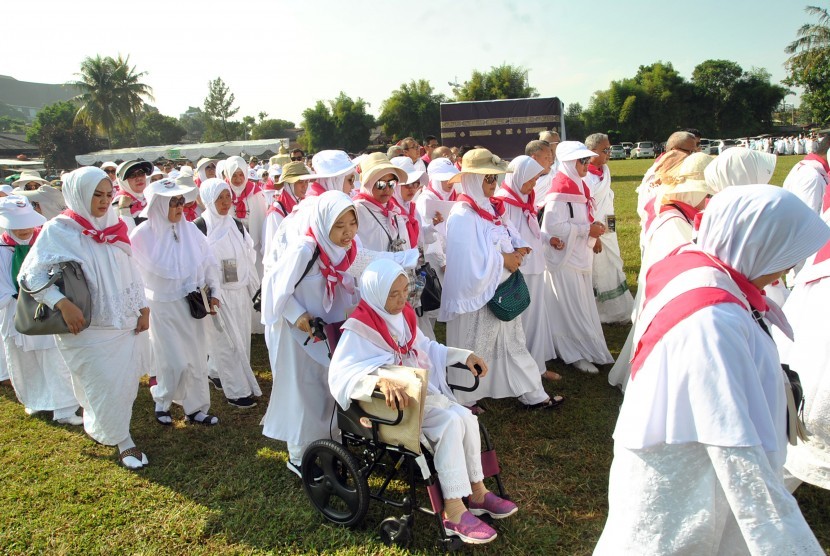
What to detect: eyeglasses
<box><xmin>374</xmin><ymin>179</ymin><xmax>398</xmax><ymax>190</ymax></box>
<box><xmin>104</xmin><ymin>168</ymin><xmax>116</xmax><ymax>175</ymax></box>
<box><xmin>168</xmin><ymin>196</ymin><xmax>186</xmax><ymax>207</ymax></box>
<box><xmin>205</xmin><ymin>164</ymin><xmax>216</xmax><ymax>170</ymax></box>
<box><xmin>577</xmin><ymin>157</ymin><xmax>591</xmax><ymax>165</ymax></box>
<box><xmin>402</xmin><ymin>181</ymin><xmax>422</xmax><ymax>189</ymax></box>
<box><xmin>483</xmin><ymin>174</ymin><xmax>498</xmax><ymax>184</ymax></box>
<box><xmin>601</xmin><ymin>148</ymin><xmax>612</xmax><ymax>154</ymax></box>
<box><xmin>290</xmin><ymin>156</ymin><xmax>304</xmax><ymax>161</ymax></box>
<box><xmin>126</xmin><ymin>170</ymin><xmax>146</xmax><ymax>179</ymax></box>
<box><xmin>403</xmin><ymin>145</ymin><xmax>418</xmax><ymax>151</ymax></box>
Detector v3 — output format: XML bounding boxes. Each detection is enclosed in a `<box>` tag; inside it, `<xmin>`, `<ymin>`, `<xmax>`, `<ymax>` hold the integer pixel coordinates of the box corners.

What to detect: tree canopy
<box><xmin>27</xmin><ymin>100</ymin><xmax>98</xmax><ymax>169</ymax></box>
<box><xmin>301</xmin><ymin>92</ymin><xmax>375</xmax><ymax>153</ymax></box>
<box><xmin>454</xmin><ymin>64</ymin><xmax>538</xmax><ymax>101</ymax></box>
<box><xmin>251</xmin><ymin>118</ymin><xmax>295</xmax><ymax>140</ymax></box>
<box><xmin>378</xmin><ymin>80</ymin><xmax>446</xmax><ymax>142</ymax></box>
<box><xmin>203</xmin><ymin>78</ymin><xmax>239</xmax><ymax>142</ymax></box>
<box><xmin>785</xmin><ymin>5</ymin><xmax>830</xmax><ymax>124</ymax></box>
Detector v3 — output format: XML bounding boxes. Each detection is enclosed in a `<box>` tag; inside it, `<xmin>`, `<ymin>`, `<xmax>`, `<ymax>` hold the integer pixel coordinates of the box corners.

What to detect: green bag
<box><xmin>487</xmin><ymin>270</ymin><xmax>530</xmax><ymax>321</ymax></box>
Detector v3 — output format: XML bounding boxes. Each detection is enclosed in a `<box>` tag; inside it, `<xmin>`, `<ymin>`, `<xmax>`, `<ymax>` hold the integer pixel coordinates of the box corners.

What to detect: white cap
<box><xmin>555</xmin><ymin>141</ymin><xmax>597</xmax><ymax>162</ymax></box>
<box><xmin>308</xmin><ymin>150</ymin><xmax>357</xmax><ymax>179</ymax></box>
<box><xmin>0</xmin><ymin>195</ymin><xmax>47</xmax><ymax>229</ymax></box>
<box><xmin>427</xmin><ymin>157</ymin><xmax>460</xmax><ymax>181</ymax></box>
<box><xmin>390</xmin><ymin>156</ymin><xmax>426</xmax><ymax>185</ymax></box>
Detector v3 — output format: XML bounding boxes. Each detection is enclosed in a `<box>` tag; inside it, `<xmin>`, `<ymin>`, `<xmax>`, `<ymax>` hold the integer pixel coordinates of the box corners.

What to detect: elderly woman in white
<box><xmin>196</xmin><ymin>178</ymin><xmax>262</xmax><ymax>408</ymax></box>
<box><xmin>329</xmin><ymin>259</ymin><xmax>516</xmax><ymax>545</ymax></box>
<box><xmin>0</xmin><ymin>196</ymin><xmax>80</xmax><ymax>425</ymax></box>
<box><xmin>493</xmin><ymin>155</ymin><xmax>559</xmax><ymax>380</ymax></box>
<box><xmin>595</xmin><ymin>185</ymin><xmax>829</xmax><ymax>555</ymax></box>
<box><xmin>19</xmin><ymin>167</ymin><xmax>150</xmax><ymax>469</ymax></box>
<box><xmin>442</xmin><ymin>149</ymin><xmax>561</xmax><ymax>411</ymax></box>
<box><xmin>130</xmin><ymin>179</ymin><xmax>222</xmax><ymax>426</ymax></box>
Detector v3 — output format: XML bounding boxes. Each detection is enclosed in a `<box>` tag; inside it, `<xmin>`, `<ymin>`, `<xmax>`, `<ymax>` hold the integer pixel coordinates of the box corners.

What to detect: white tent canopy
<box><xmin>75</xmin><ymin>138</ymin><xmax>289</xmax><ymax>166</ymax></box>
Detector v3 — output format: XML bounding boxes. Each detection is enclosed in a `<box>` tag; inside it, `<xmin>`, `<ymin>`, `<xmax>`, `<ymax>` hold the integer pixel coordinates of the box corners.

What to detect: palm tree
<box><xmin>111</xmin><ymin>54</ymin><xmax>154</xmax><ymax>147</ymax></box>
<box><xmin>786</xmin><ymin>5</ymin><xmax>830</xmax><ymax>58</ymax></box>
<box><xmin>785</xmin><ymin>6</ymin><xmax>830</xmax><ymax>124</ymax></box>
<box><xmin>70</xmin><ymin>55</ymin><xmax>120</xmax><ymax>148</ymax></box>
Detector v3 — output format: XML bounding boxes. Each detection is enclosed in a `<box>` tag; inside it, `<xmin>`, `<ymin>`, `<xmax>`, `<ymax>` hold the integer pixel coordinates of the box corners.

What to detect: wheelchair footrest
<box><xmin>481</xmin><ymin>449</ymin><xmax>500</xmax><ymax>478</ymax></box>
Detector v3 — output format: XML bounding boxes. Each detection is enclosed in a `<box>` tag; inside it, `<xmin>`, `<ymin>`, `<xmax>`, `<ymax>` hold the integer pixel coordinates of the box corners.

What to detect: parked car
<box><xmin>699</xmin><ymin>138</ymin><xmax>712</xmax><ymax>153</ymax></box>
<box><xmin>631</xmin><ymin>141</ymin><xmax>655</xmax><ymax>159</ymax></box>
<box><xmin>609</xmin><ymin>145</ymin><xmax>627</xmax><ymax>160</ymax></box>
<box><xmin>621</xmin><ymin>142</ymin><xmax>634</xmax><ymax>157</ymax></box>
<box><xmin>710</xmin><ymin>139</ymin><xmax>738</xmax><ymax>155</ymax></box>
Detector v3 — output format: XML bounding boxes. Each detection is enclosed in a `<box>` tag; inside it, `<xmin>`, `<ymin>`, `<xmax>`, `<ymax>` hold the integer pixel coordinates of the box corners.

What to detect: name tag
<box><xmin>222</xmin><ymin>259</ymin><xmax>238</xmax><ymax>283</ymax></box>
<box><xmin>606</xmin><ymin>215</ymin><xmax>616</xmax><ymax>233</ymax></box>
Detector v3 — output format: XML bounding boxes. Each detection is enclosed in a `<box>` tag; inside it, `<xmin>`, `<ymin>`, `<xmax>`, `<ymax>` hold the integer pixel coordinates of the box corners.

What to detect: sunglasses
<box><xmin>168</xmin><ymin>196</ymin><xmax>186</xmax><ymax>207</ymax></box>
<box><xmin>126</xmin><ymin>170</ymin><xmax>147</xmax><ymax>179</ymax></box>
<box><xmin>290</xmin><ymin>156</ymin><xmax>304</xmax><ymax>161</ymax></box>
<box><xmin>104</xmin><ymin>168</ymin><xmax>116</xmax><ymax>174</ymax></box>
<box><xmin>577</xmin><ymin>157</ymin><xmax>591</xmax><ymax>166</ymax></box>
<box><xmin>402</xmin><ymin>181</ymin><xmax>422</xmax><ymax>189</ymax></box>
<box><xmin>601</xmin><ymin>148</ymin><xmax>612</xmax><ymax>154</ymax></box>
<box><xmin>205</xmin><ymin>164</ymin><xmax>216</xmax><ymax>170</ymax></box>
<box><xmin>483</xmin><ymin>174</ymin><xmax>498</xmax><ymax>184</ymax></box>
<box><xmin>374</xmin><ymin>179</ymin><xmax>398</xmax><ymax>190</ymax></box>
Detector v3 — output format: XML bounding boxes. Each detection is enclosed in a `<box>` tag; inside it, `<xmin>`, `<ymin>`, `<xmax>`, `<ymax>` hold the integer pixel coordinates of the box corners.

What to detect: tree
<box><xmin>135</xmin><ymin>112</ymin><xmax>186</xmax><ymax>146</ymax></box>
<box><xmin>564</xmin><ymin>103</ymin><xmax>586</xmax><ymax>141</ymax></box>
<box><xmin>692</xmin><ymin>60</ymin><xmax>744</xmax><ymax>134</ymax></box>
<box><xmin>111</xmin><ymin>54</ymin><xmax>154</xmax><ymax>146</ymax></box>
<box><xmin>179</xmin><ymin>106</ymin><xmax>206</xmax><ymax>143</ymax></box>
<box><xmin>785</xmin><ymin>5</ymin><xmax>830</xmax><ymax>124</ymax></box>
<box><xmin>27</xmin><ymin>101</ymin><xmax>98</xmax><ymax>169</ymax></box>
<box><xmin>251</xmin><ymin>118</ymin><xmax>295</xmax><ymax>140</ymax></box>
<box><xmin>69</xmin><ymin>54</ymin><xmax>153</xmax><ymax>148</ymax></box>
<box><xmin>378</xmin><ymin>80</ymin><xmax>447</xmax><ymax>141</ymax></box>
<box><xmin>203</xmin><ymin>78</ymin><xmax>239</xmax><ymax>141</ymax></box>
<box><xmin>454</xmin><ymin>64</ymin><xmax>538</xmax><ymax>101</ymax></box>
<box><xmin>301</xmin><ymin>92</ymin><xmax>375</xmax><ymax>153</ymax></box>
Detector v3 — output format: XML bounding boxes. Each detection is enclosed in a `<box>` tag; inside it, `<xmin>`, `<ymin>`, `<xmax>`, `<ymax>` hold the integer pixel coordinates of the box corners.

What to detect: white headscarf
<box><xmin>359</xmin><ymin>258</ymin><xmax>408</xmax><ymax>341</ymax></box>
<box><xmin>704</xmin><ymin>149</ymin><xmax>777</xmax><ymax>193</ymax></box>
<box><xmin>698</xmin><ymin>184</ymin><xmax>830</xmax><ymax>280</ymax></box>
<box><xmin>224</xmin><ymin>156</ymin><xmax>248</xmax><ymax>193</ymax></box>
<box><xmin>309</xmin><ymin>190</ymin><xmax>358</xmax><ymax>266</ymax></box>
<box><xmin>317</xmin><ymin>174</ymin><xmax>349</xmax><ymax>193</ymax></box>
<box><xmin>503</xmin><ymin>155</ymin><xmax>544</xmax><ymax>202</ymax></box>
<box><xmin>130</xmin><ymin>179</ymin><xmax>207</xmax><ymax>284</ymax></box>
<box><xmin>459</xmin><ymin>173</ymin><xmax>493</xmax><ymax>214</ymax></box>
<box><xmin>63</xmin><ymin>166</ymin><xmax>118</xmax><ymax>229</ymax></box>
<box><xmin>199</xmin><ymin>178</ymin><xmax>236</xmax><ymax>244</ymax></box>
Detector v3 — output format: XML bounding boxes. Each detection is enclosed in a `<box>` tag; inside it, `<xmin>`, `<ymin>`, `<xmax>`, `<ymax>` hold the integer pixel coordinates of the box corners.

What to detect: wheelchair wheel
<box><xmin>379</xmin><ymin>516</ymin><xmax>412</xmax><ymax>548</ymax></box>
<box><xmin>301</xmin><ymin>439</ymin><xmax>369</xmax><ymax>528</ymax></box>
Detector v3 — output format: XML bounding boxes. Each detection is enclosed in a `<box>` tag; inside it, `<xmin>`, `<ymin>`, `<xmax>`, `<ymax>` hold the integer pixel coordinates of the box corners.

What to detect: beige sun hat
<box><xmin>358</xmin><ymin>152</ymin><xmax>408</xmax><ymax>189</ymax></box>
<box><xmin>448</xmin><ymin>148</ymin><xmax>510</xmax><ymax>184</ymax></box>
<box><xmin>277</xmin><ymin>161</ymin><xmax>312</xmax><ymax>184</ymax></box>
<box><xmin>659</xmin><ymin>152</ymin><xmax>716</xmax><ymax>199</ymax></box>
<box><xmin>12</xmin><ymin>170</ymin><xmax>49</xmax><ymax>188</ymax></box>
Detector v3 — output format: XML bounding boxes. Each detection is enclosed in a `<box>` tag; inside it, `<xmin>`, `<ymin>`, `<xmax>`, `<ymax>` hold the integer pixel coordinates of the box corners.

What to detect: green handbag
<box><xmin>487</xmin><ymin>270</ymin><xmax>531</xmax><ymax>321</ymax></box>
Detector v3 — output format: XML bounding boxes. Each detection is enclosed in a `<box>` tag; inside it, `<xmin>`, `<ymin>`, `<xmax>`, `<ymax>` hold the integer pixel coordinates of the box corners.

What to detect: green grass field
<box><xmin>2</xmin><ymin>155</ymin><xmax>828</xmax><ymax>555</ymax></box>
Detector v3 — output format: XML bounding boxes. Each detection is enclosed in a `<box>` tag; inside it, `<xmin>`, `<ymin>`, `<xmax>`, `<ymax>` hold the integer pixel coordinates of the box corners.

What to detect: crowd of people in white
<box><xmin>1</xmin><ymin>127</ymin><xmax>829</xmax><ymax>550</ymax></box>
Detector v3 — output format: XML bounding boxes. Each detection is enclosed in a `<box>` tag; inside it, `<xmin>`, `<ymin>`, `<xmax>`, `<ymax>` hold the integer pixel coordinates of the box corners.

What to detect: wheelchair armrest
<box><xmin>352</xmin><ymin>390</ymin><xmax>404</xmax><ymax>426</ymax></box>
<box><xmin>447</xmin><ymin>362</ymin><xmax>481</xmax><ymax>392</ymax></box>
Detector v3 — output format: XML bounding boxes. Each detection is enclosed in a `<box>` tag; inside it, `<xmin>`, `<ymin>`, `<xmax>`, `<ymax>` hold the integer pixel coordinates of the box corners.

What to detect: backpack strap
<box><xmin>294</xmin><ymin>247</ymin><xmax>321</xmax><ymax>289</ymax></box>
<box><xmin>194</xmin><ymin>216</ymin><xmax>245</xmax><ymax>237</ymax></box>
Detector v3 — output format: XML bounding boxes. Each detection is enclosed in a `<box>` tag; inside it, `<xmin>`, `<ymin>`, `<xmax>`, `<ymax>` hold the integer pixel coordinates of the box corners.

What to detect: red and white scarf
<box><xmin>354</xmin><ymin>192</ymin><xmax>399</xmax><ymax>233</ymax></box>
<box><xmin>347</xmin><ymin>299</ymin><xmax>418</xmax><ymax>363</ymax></box>
<box><xmin>113</xmin><ymin>190</ymin><xmax>145</xmax><ymax>215</ymax></box>
<box><xmin>426</xmin><ymin>183</ymin><xmax>457</xmax><ymax>202</ymax></box>
<box><xmin>231</xmin><ymin>180</ymin><xmax>260</xmax><ymax>219</ymax></box>
<box><xmin>306</xmin><ymin>228</ymin><xmax>357</xmax><ymax>305</ymax></box>
<box><xmin>543</xmin><ymin>173</ymin><xmax>594</xmax><ymax>222</ymax></box>
<box><xmin>389</xmin><ymin>197</ymin><xmax>420</xmax><ymax>247</ymax></box>
<box><xmin>495</xmin><ymin>182</ymin><xmax>539</xmax><ymax>238</ymax></box>
<box><xmin>61</xmin><ymin>209</ymin><xmax>132</xmax><ymax>254</ymax></box>
<box><xmin>458</xmin><ymin>193</ymin><xmax>504</xmax><ymax>226</ymax></box>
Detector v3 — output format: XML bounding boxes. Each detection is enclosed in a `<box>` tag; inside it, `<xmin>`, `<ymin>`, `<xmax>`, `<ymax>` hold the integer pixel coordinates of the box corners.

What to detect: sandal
<box><xmin>542</xmin><ymin>370</ymin><xmax>562</xmax><ymax>381</ymax></box>
<box><xmin>185</xmin><ymin>411</ymin><xmax>219</xmax><ymax>426</ymax></box>
<box><xmin>524</xmin><ymin>395</ymin><xmax>565</xmax><ymax>410</ymax></box>
<box><xmin>155</xmin><ymin>410</ymin><xmax>172</xmax><ymax>426</ymax></box>
<box><xmin>466</xmin><ymin>404</ymin><xmax>486</xmax><ymax>415</ymax></box>
<box><xmin>119</xmin><ymin>447</ymin><xmax>147</xmax><ymax>469</ymax></box>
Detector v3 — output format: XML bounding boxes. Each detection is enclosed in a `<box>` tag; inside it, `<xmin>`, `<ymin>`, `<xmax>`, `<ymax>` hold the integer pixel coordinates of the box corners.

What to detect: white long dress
<box><xmin>441</xmin><ymin>202</ymin><xmax>548</xmax><ymax>406</ymax></box>
<box><xmin>596</xmin><ymin>304</ymin><xmax>823</xmax><ymax>555</ymax></box>
<box><xmin>0</xmin><ymin>240</ymin><xmax>78</xmax><ymax>416</ymax></box>
<box><xmin>21</xmin><ymin>217</ymin><xmax>146</xmax><ymax>445</ymax></box>
<box><xmin>586</xmin><ymin>166</ymin><xmax>633</xmax><ymax>324</ymax></box>
<box><xmin>541</xmin><ymin>189</ymin><xmax>613</xmax><ymax>366</ymax></box>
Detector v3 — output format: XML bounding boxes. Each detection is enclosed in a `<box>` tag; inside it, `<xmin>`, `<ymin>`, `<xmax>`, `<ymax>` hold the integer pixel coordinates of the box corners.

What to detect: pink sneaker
<box><xmin>468</xmin><ymin>492</ymin><xmax>518</xmax><ymax>519</ymax></box>
<box><xmin>443</xmin><ymin>511</ymin><xmax>497</xmax><ymax>544</ymax></box>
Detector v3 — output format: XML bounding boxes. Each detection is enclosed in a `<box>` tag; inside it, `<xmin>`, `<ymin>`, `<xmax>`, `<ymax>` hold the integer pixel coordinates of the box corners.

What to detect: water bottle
<box><xmin>410</xmin><ymin>271</ymin><xmax>426</xmax><ymax>308</ymax></box>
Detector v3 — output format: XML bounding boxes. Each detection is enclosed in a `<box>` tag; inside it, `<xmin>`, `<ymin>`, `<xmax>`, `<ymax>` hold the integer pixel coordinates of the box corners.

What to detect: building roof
<box><xmin>0</xmin><ymin>132</ymin><xmax>38</xmax><ymax>155</ymax></box>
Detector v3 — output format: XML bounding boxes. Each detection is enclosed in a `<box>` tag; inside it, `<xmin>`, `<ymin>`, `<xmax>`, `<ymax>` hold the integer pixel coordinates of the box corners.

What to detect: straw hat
<box><xmin>659</xmin><ymin>152</ymin><xmax>716</xmax><ymax>199</ymax></box>
<box><xmin>307</xmin><ymin>150</ymin><xmax>357</xmax><ymax>179</ymax></box>
<box><xmin>277</xmin><ymin>161</ymin><xmax>312</xmax><ymax>184</ymax></box>
<box><xmin>12</xmin><ymin>170</ymin><xmax>48</xmax><ymax>188</ymax></box>
<box><xmin>448</xmin><ymin>148</ymin><xmax>510</xmax><ymax>184</ymax></box>
<box><xmin>359</xmin><ymin>152</ymin><xmax>408</xmax><ymax>189</ymax></box>
<box><xmin>390</xmin><ymin>156</ymin><xmax>426</xmax><ymax>185</ymax></box>
<box><xmin>0</xmin><ymin>195</ymin><xmax>47</xmax><ymax>229</ymax></box>
<box><xmin>554</xmin><ymin>141</ymin><xmax>597</xmax><ymax>162</ymax></box>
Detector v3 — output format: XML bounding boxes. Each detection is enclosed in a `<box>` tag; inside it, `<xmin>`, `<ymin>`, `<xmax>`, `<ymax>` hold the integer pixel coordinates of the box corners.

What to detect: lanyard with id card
<box><xmin>222</xmin><ymin>259</ymin><xmax>239</xmax><ymax>283</ymax></box>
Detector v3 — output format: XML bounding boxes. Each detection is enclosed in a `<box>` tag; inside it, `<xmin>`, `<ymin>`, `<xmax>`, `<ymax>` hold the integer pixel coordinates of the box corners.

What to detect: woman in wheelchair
<box><xmin>330</xmin><ymin>259</ymin><xmax>518</xmax><ymax>545</ymax></box>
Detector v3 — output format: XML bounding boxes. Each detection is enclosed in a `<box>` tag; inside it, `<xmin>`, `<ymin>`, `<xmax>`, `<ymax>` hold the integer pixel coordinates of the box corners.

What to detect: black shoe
<box><xmin>228</xmin><ymin>396</ymin><xmax>256</xmax><ymax>408</ymax></box>
<box><xmin>208</xmin><ymin>377</ymin><xmax>223</xmax><ymax>390</ymax></box>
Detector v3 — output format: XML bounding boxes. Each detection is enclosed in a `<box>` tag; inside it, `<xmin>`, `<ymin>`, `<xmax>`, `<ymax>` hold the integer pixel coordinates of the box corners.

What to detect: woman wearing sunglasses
<box><xmin>352</xmin><ymin>153</ymin><xmax>410</xmax><ymax>253</ymax></box>
<box><xmin>541</xmin><ymin>142</ymin><xmax>613</xmax><ymax>375</ymax></box>
<box><xmin>442</xmin><ymin>149</ymin><xmax>561</xmax><ymax>412</ymax></box>
<box><xmin>130</xmin><ymin>179</ymin><xmax>222</xmax><ymax>427</ymax></box>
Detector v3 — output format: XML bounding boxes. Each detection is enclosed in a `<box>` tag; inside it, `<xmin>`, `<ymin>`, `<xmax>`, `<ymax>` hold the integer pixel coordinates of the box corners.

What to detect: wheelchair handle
<box><xmin>355</xmin><ymin>390</ymin><xmax>403</xmax><ymax>426</ymax></box>
<box><xmin>447</xmin><ymin>362</ymin><xmax>481</xmax><ymax>392</ymax></box>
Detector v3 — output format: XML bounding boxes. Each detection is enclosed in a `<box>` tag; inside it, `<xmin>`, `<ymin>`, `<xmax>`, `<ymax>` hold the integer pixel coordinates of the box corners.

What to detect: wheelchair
<box><xmin>300</xmin><ymin>322</ymin><xmax>510</xmax><ymax>550</ymax></box>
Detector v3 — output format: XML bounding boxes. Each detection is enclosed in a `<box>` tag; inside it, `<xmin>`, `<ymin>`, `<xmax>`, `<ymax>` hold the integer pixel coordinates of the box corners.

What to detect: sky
<box><xmin>2</xmin><ymin>0</ymin><xmax>814</xmax><ymax>126</ymax></box>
